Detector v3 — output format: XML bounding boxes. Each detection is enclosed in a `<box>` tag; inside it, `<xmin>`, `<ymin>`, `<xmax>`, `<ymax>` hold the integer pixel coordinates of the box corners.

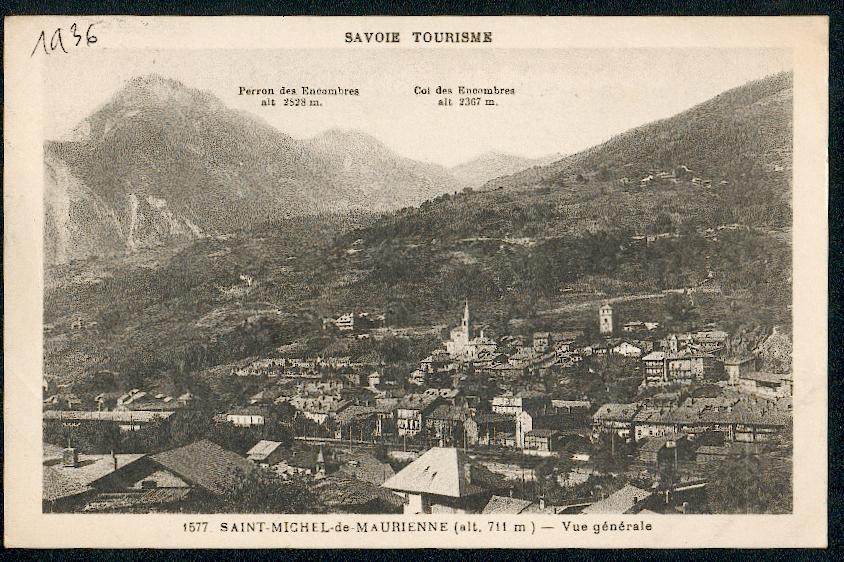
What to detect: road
<box><xmin>539</xmin><ymin>292</ymin><xmax>668</xmax><ymax>316</ymax></box>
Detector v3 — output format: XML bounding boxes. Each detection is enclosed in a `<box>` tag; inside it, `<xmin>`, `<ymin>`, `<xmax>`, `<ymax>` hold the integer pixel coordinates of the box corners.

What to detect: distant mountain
<box><xmin>45</xmin><ymin>73</ymin><xmax>793</xmax><ymax>394</ymax></box>
<box><xmin>450</xmin><ymin>151</ymin><xmax>562</xmax><ymax>189</ymax></box>
<box><xmin>305</xmin><ymin>128</ymin><xmax>457</xmax><ymax>210</ymax></box>
<box><xmin>44</xmin><ymin>75</ymin><xmax>460</xmax><ymax>265</ymax></box>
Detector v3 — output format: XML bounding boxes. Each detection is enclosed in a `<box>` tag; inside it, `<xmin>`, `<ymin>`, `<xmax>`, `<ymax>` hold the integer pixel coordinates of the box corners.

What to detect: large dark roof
<box><xmin>151</xmin><ymin>439</ymin><xmax>254</xmax><ymax>496</ymax></box>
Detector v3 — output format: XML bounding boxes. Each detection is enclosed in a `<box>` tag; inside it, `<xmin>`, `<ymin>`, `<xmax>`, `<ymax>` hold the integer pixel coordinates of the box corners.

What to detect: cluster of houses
<box><xmin>618</xmin><ymin>165</ymin><xmax>723</xmax><ymax>190</ymax></box>
<box><xmin>43</xmin><ymin>300</ymin><xmax>792</xmax><ymax>515</ymax></box>
<box><xmin>592</xmin><ymin>391</ymin><xmax>791</xmax><ymax>445</ymax></box>
<box><xmin>322</xmin><ymin>311</ymin><xmax>386</xmax><ymax>334</ymax></box>
<box><xmin>43</xmin><ymin>438</ymin><xmax>403</xmax><ymax>514</ymax></box>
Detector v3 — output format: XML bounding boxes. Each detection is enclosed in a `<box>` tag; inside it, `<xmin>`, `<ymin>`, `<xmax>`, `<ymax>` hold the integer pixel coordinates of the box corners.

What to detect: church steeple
<box><xmin>462</xmin><ymin>299</ymin><xmax>472</xmax><ymax>340</ymax></box>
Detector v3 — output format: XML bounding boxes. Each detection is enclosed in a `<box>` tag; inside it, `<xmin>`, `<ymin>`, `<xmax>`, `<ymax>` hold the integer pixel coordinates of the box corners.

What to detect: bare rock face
<box><xmin>43</xmin><ymin>75</ymin><xmax>463</xmax><ymax>265</ymax></box>
<box><xmin>755</xmin><ymin>327</ymin><xmax>793</xmax><ymax>374</ymax></box>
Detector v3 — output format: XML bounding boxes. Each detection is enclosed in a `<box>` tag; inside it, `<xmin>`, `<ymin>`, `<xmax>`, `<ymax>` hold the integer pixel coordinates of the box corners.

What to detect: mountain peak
<box><xmin>110</xmin><ymin>74</ymin><xmax>223</xmax><ymax>112</ymax></box>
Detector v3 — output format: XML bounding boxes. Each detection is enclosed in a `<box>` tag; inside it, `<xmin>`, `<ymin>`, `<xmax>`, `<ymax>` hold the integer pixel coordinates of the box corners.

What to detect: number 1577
<box><xmin>31</xmin><ymin>23</ymin><xmax>97</xmax><ymax>57</ymax></box>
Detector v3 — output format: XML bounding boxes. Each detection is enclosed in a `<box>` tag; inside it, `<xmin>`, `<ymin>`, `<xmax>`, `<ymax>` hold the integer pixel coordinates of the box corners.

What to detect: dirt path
<box><xmin>539</xmin><ymin>292</ymin><xmax>667</xmax><ymax>316</ymax></box>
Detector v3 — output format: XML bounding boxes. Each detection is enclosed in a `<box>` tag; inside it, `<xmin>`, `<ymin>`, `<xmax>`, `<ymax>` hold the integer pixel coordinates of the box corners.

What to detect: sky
<box><xmin>45</xmin><ymin>48</ymin><xmax>792</xmax><ymax>167</ymax></box>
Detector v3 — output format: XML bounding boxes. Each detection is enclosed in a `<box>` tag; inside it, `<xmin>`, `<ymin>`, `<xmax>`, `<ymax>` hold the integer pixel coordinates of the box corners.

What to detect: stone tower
<box><xmin>461</xmin><ymin>300</ymin><xmax>473</xmax><ymax>340</ymax></box>
<box><xmin>599</xmin><ymin>302</ymin><xmax>613</xmax><ymax>335</ymax></box>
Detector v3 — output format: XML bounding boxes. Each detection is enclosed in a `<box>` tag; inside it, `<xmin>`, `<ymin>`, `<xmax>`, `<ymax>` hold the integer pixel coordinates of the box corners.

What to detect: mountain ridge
<box><xmin>45</xmin><ymin>75</ymin><xmax>558</xmax><ymax>265</ymax></box>
<box><xmin>44</xmin><ymin>72</ymin><xmax>793</xmax><ymax>396</ymax></box>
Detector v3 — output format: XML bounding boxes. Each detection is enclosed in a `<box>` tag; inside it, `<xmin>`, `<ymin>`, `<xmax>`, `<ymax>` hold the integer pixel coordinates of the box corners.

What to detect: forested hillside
<box><xmin>44</xmin><ymin>73</ymin><xmax>793</xmax><ymax>399</ymax></box>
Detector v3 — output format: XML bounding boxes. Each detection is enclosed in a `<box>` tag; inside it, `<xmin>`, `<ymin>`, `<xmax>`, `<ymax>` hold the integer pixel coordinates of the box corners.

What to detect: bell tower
<box><xmin>599</xmin><ymin>302</ymin><xmax>613</xmax><ymax>335</ymax></box>
<box><xmin>461</xmin><ymin>300</ymin><xmax>473</xmax><ymax>340</ymax></box>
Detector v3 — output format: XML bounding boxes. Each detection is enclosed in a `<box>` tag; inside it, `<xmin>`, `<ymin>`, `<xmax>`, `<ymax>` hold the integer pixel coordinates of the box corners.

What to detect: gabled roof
<box><xmin>593</xmin><ymin>403</ymin><xmax>640</xmax><ymax>422</ymax></box>
<box><xmin>382</xmin><ymin>447</ymin><xmax>486</xmax><ymax>498</ymax></box>
<box><xmin>43</xmin><ymin>453</ymin><xmax>146</xmax><ymax>502</ymax></box>
<box><xmin>581</xmin><ymin>484</ymin><xmax>652</xmax><ymax>514</ymax></box>
<box><xmin>336</xmin><ymin>405</ymin><xmax>377</xmax><ymax>425</ymax></box>
<box><xmin>43</xmin><ymin>466</ymin><xmax>93</xmax><ymax>502</ymax></box>
<box><xmin>246</xmin><ymin>440</ymin><xmax>283</xmax><ymax>461</ymax></box>
<box><xmin>482</xmin><ymin>495</ymin><xmax>534</xmax><ymax>514</ymax></box>
<box><xmin>474</xmin><ymin>412</ymin><xmax>513</xmax><ymax>424</ymax></box>
<box><xmin>151</xmin><ymin>439</ymin><xmax>254</xmax><ymax>496</ymax></box>
<box><xmin>336</xmin><ymin>450</ymin><xmax>395</xmax><ymax>486</ymax></box>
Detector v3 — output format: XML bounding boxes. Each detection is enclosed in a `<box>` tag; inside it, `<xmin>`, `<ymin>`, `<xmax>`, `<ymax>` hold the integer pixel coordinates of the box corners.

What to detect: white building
<box><xmin>613</xmin><ymin>341</ymin><xmax>643</xmax><ymax>358</ymax></box>
<box><xmin>600</xmin><ymin>303</ymin><xmax>613</xmax><ymax>335</ymax></box>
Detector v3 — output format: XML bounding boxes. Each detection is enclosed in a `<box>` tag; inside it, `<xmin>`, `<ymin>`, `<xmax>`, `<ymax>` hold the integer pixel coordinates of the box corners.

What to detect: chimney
<box><xmin>112</xmin><ymin>450</ymin><xmax>118</xmax><ymax>471</ymax></box>
<box><xmin>62</xmin><ymin>447</ymin><xmax>79</xmax><ymax>468</ymax></box>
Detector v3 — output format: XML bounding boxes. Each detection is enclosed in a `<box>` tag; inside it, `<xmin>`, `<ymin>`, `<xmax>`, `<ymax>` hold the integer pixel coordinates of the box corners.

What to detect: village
<box><xmin>42</xmin><ymin>297</ymin><xmax>792</xmax><ymax>515</ymax></box>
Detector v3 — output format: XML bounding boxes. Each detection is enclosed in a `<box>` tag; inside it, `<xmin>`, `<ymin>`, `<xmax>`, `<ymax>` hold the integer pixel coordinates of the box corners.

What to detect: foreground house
<box><xmin>78</xmin><ymin>439</ymin><xmax>257</xmax><ymax>512</ymax></box>
<box><xmin>42</xmin><ymin>444</ymin><xmax>146</xmax><ymax>512</ymax></box>
<box><xmin>382</xmin><ymin>447</ymin><xmax>490</xmax><ymax>514</ymax></box>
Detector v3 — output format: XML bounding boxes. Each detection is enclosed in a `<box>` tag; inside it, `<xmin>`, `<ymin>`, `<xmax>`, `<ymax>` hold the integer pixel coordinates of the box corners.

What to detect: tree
<box><xmin>224</xmin><ymin>468</ymin><xmax>320</xmax><ymax>513</ymax></box>
<box><xmin>591</xmin><ymin>434</ymin><xmax>634</xmax><ymax>474</ymax></box>
<box><xmin>704</xmin><ymin>450</ymin><xmax>792</xmax><ymax>514</ymax></box>
<box><xmin>663</xmin><ymin>292</ymin><xmax>698</xmax><ymax>332</ymax></box>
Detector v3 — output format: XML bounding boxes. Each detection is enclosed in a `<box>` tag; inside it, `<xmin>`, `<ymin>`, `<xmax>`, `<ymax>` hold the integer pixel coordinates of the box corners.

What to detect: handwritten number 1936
<box><xmin>31</xmin><ymin>23</ymin><xmax>97</xmax><ymax>57</ymax></box>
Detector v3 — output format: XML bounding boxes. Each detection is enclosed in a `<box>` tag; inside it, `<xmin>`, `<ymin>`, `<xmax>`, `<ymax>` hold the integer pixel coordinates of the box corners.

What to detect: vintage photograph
<box><xmin>39</xmin><ymin>45</ymin><xmax>795</xmax><ymax>517</ymax></box>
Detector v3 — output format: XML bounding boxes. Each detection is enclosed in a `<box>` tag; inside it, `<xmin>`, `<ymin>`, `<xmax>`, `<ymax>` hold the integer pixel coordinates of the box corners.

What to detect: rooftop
<box><xmin>526</xmin><ymin>429</ymin><xmax>559</xmax><ymax>438</ymax></box>
<box><xmin>741</xmin><ymin>371</ymin><xmax>792</xmax><ymax>384</ymax></box>
<box><xmin>581</xmin><ymin>484</ymin><xmax>653</xmax><ymax>514</ymax></box>
<box><xmin>551</xmin><ymin>399</ymin><xmax>591</xmax><ymax>409</ymax></box>
<box><xmin>312</xmin><ymin>474</ymin><xmax>403</xmax><ymax>512</ymax></box>
<box><xmin>246</xmin><ymin>440</ymin><xmax>283</xmax><ymax>462</ymax></box>
<box><xmin>429</xmin><ymin>404</ymin><xmax>471</xmax><ymax>422</ymax></box>
<box><xmin>151</xmin><ymin>439</ymin><xmax>254</xmax><ymax>496</ymax></box>
<box><xmin>44</xmin><ymin>410</ymin><xmax>175</xmax><ymax>423</ymax></box>
<box><xmin>397</xmin><ymin>393</ymin><xmax>439</xmax><ymax>410</ymax></box>
<box><xmin>593</xmin><ymin>403</ymin><xmax>640</xmax><ymax>422</ymax></box>
<box><xmin>43</xmin><ymin>453</ymin><xmax>146</xmax><ymax>502</ymax></box>
<box><xmin>336</xmin><ymin>450</ymin><xmax>395</xmax><ymax>486</ymax></box>
<box><xmin>482</xmin><ymin>495</ymin><xmax>534</xmax><ymax>514</ymax></box>
<box><xmin>336</xmin><ymin>405</ymin><xmax>377</xmax><ymax>426</ymax></box>
<box><xmin>382</xmin><ymin>447</ymin><xmax>486</xmax><ymax>498</ymax></box>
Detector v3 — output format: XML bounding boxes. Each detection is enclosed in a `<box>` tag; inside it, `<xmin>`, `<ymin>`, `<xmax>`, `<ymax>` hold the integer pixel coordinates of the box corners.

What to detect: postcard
<box><xmin>3</xmin><ymin>16</ymin><xmax>828</xmax><ymax>548</ymax></box>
